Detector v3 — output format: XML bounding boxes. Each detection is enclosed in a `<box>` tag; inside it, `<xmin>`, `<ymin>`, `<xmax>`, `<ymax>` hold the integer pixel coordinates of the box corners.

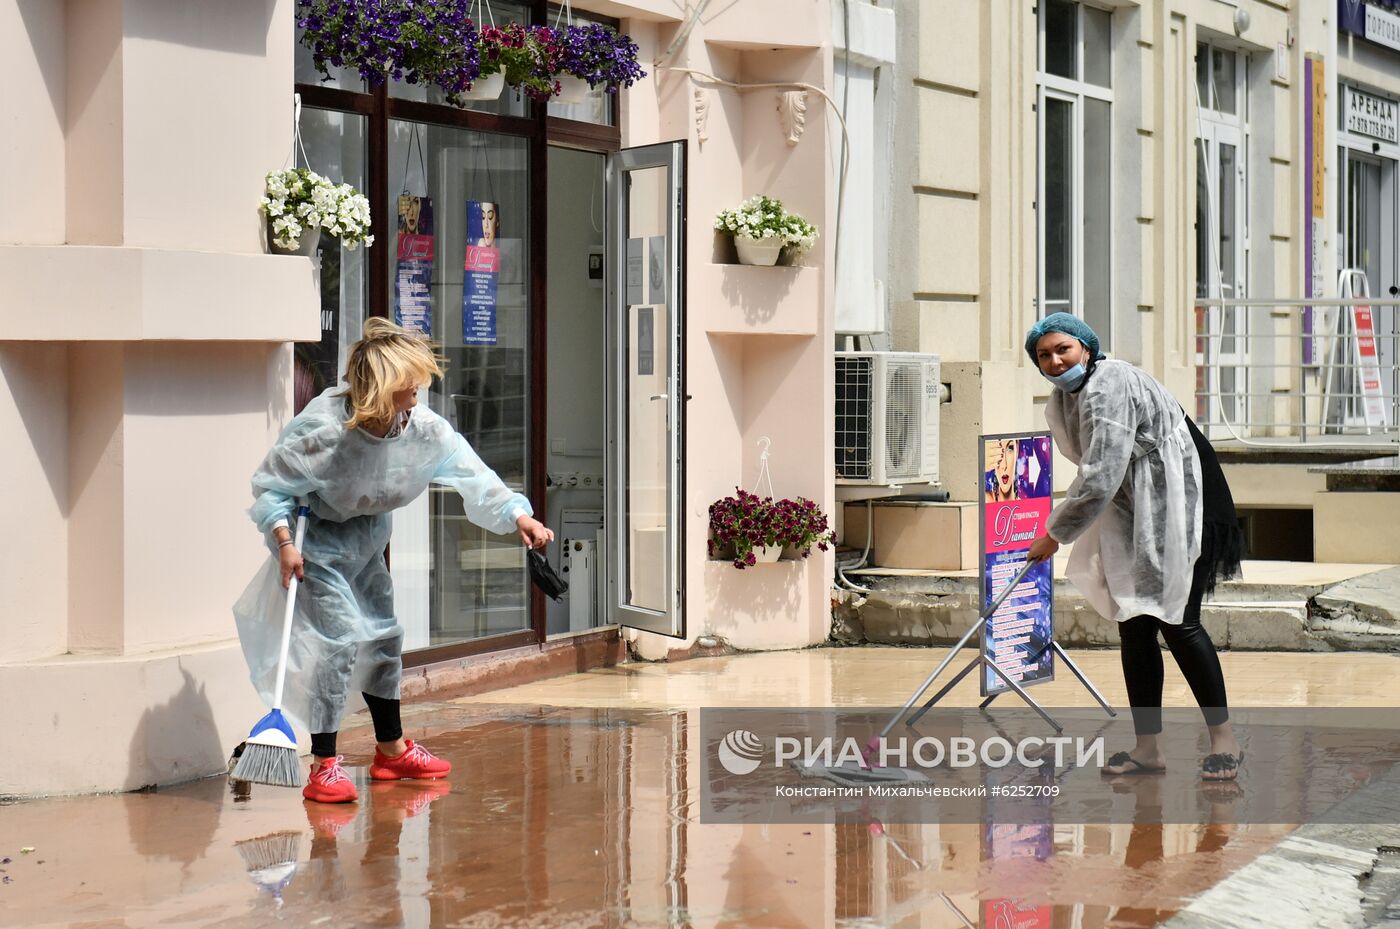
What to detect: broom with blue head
<box><xmin>232</xmin><ymin>504</ymin><xmax>310</xmax><ymax>788</ymax></box>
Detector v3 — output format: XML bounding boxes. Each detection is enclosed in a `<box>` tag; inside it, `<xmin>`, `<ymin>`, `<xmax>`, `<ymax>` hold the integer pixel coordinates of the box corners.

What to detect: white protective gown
<box><xmin>232</xmin><ymin>387</ymin><xmax>531</xmax><ymax>733</ymax></box>
<box><xmin>1044</xmin><ymin>360</ymin><xmax>1203</xmax><ymax>624</ymax></box>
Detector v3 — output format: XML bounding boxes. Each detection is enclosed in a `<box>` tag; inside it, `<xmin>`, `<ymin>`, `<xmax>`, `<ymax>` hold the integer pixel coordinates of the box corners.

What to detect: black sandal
<box><xmin>1102</xmin><ymin>750</ymin><xmax>1167</xmax><ymax>776</ymax></box>
<box><xmin>1201</xmin><ymin>750</ymin><xmax>1244</xmax><ymax>781</ymax></box>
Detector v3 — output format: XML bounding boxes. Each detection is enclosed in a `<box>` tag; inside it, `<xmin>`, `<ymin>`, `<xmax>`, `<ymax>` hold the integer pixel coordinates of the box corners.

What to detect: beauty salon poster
<box><xmin>394</xmin><ymin>195</ymin><xmax>435</xmax><ymax>336</ymax></box>
<box><xmin>979</xmin><ymin>432</ymin><xmax>1055</xmax><ymax>696</ymax></box>
<box><xmin>463</xmin><ymin>200</ymin><xmax>500</xmax><ymax>346</ymax></box>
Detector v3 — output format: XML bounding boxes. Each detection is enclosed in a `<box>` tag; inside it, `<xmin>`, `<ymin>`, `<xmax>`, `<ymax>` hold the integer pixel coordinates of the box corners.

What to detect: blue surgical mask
<box><xmin>1043</xmin><ymin>362</ymin><xmax>1088</xmax><ymax>392</ymax></box>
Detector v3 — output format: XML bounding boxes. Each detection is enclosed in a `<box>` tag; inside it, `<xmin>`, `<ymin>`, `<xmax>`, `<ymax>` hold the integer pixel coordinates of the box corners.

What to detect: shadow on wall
<box><xmin>122</xmin><ymin>0</ymin><xmax>276</xmax><ymax>55</ymax></box>
<box><xmin>719</xmin><ymin>260</ymin><xmax>799</xmax><ymax>326</ymax></box>
<box><xmin>14</xmin><ymin>0</ymin><xmax>64</xmax><ymax>124</ymax></box>
<box><xmin>0</xmin><ymin>345</ymin><xmax>69</xmax><ymax>508</ymax></box>
<box><xmin>269</xmin><ymin>342</ymin><xmax>296</xmax><ymax>431</ymax></box>
<box><xmin>127</xmin><ymin>667</ymin><xmax>229</xmax><ymax>792</ymax></box>
<box><xmin>702</xmin><ymin>561</ymin><xmax>805</xmax><ymax>645</ymax></box>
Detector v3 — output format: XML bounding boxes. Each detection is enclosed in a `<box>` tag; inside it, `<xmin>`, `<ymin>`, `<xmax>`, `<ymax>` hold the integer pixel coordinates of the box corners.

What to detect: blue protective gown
<box><xmin>232</xmin><ymin>387</ymin><xmax>531</xmax><ymax>733</ymax></box>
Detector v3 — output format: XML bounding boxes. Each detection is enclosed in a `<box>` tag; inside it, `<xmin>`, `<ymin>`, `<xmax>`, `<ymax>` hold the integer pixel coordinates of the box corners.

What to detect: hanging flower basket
<box><xmin>774</xmin><ymin>497</ymin><xmax>836</xmax><ymax>560</ymax></box>
<box><xmin>296</xmin><ymin>2</ymin><xmax>644</xmax><ymax>104</ymax></box>
<box><xmin>261</xmin><ymin>168</ymin><xmax>374</xmax><ymax>255</ymax></box>
<box><xmin>452</xmin><ymin>70</ymin><xmax>505</xmax><ymax>102</ymax></box>
<box><xmin>295</xmin><ymin>0</ymin><xmax>482</xmax><ymax>100</ymax></box>
<box><xmin>268</xmin><ymin>222</ymin><xmax>321</xmax><ymax>257</ymax></box>
<box><xmin>707</xmin><ymin>489</ymin><xmax>835</xmax><ymax>569</ymax></box>
<box><xmin>709</xmin><ymin>488</ymin><xmax>785</xmax><ymax>569</ymax></box>
<box><xmin>734</xmin><ymin>234</ymin><xmax>784</xmax><ymax>267</ymax></box>
<box><xmin>478</xmin><ymin>22</ymin><xmax>560</xmax><ymax>101</ymax></box>
<box><xmin>716</xmin><ymin>196</ymin><xmax>819</xmax><ymax>267</ymax></box>
<box><xmin>752</xmin><ymin>544</ymin><xmax>783</xmax><ymax>563</ymax></box>
<box><xmin>553</xmin><ymin>22</ymin><xmax>646</xmax><ymax>95</ymax></box>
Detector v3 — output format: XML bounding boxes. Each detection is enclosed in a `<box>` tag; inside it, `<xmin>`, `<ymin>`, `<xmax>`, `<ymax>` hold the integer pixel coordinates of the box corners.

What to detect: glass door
<box><xmin>1195</xmin><ymin>123</ymin><xmax>1248</xmax><ymax>434</ymax></box>
<box><xmin>606</xmin><ymin>142</ymin><xmax>685</xmax><ymax>637</ymax></box>
<box><xmin>385</xmin><ymin>120</ymin><xmax>533</xmax><ymax>651</ymax></box>
<box><xmin>1339</xmin><ymin>150</ymin><xmax>1398</xmax><ymax>425</ymax></box>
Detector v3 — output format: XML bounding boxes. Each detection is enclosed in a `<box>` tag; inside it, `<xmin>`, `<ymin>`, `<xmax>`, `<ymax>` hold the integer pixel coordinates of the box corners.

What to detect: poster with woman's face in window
<box><xmin>470</xmin><ymin>201</ymin><xmax>499</xmax><ymax>247</ymax></box>
<box><xmin>468</xmin><ymin>199</ymin><xmax>522</xmax><ymax>284</ymax></box>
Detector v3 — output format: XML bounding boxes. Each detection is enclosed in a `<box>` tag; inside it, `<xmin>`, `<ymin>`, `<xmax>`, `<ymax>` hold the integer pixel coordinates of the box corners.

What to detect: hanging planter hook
<box><xmin>752</xmin><ymin>436</ymin><xmax>775</xmax><ymax>500</ymax></box>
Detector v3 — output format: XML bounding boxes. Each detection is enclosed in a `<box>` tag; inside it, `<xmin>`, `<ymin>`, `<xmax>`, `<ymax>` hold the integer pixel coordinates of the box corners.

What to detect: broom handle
<box><xmin>271</xmin><ymin>505</ymin><xmax>310</xmax><ymax>710</ymax></box>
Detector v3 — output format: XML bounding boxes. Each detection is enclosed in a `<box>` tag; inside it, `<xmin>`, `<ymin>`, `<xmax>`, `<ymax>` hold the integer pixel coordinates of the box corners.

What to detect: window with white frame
<box><xmin>1193</xmin><ymin>40</ymin><xmax>1250</xmax><ymax>429</ymax></box>
<box><xmin>1037</xmin><ymin>0</ymin><xmax>1113</xmax><ymax>348</ymax></box>
<box><xmin>1194</xmin><ymin>41</ymin><xmax>1249</xmax><ymax>302</ymax></box>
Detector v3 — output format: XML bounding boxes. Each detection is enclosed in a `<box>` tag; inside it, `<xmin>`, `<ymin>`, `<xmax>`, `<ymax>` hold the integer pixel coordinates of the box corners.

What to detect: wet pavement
<box><xmin>3</xmin><ymin>646</ymin><xmax>1399</xmax><ymax>928</ymax></box>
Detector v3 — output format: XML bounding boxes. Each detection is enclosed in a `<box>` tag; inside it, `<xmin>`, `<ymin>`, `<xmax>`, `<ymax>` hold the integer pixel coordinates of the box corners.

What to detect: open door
<box><xmin>606</xmin><ymin>141</ymin><xmax>685</xmax><ymax>637</ymax></box>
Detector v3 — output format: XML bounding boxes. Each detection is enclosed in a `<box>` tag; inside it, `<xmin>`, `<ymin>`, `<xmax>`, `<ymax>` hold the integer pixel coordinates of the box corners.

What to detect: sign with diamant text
<box><xmin>979</xmin><ymin>432</ymin><xmax>1055</xmax><ymax>697</ymax></box>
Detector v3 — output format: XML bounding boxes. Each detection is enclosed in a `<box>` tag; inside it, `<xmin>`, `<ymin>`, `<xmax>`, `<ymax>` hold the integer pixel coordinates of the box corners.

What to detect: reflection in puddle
<box><xmin>0</xmin><ymin>704</ymin><xmax>1292</xmax><ymax>929</ymax></box>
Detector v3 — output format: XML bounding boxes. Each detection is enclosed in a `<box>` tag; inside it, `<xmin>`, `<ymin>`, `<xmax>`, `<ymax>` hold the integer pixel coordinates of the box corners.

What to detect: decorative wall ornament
<box><xmin>777</xmin><ymin>90</ymin><xmax>807</xmax><ymax>146</ymax></box>
<box><xmin>694</xmin><ymin>88</ymin><xmax>711</xmax><ymax>144</ymax></box>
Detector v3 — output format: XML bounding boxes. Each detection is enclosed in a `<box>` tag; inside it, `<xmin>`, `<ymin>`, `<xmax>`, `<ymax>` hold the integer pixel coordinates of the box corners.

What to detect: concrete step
<box><xmin>832</xmin><ymin>563</ymin><xmax>1400</xmax><ymax>653</ymax></box>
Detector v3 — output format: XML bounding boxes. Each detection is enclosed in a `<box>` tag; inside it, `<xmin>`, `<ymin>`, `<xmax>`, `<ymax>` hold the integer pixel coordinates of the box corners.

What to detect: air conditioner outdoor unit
<box><xmin>835</xmin><ymin>351</ymin><xmax>941</xmax><ymax>485</ymax></box>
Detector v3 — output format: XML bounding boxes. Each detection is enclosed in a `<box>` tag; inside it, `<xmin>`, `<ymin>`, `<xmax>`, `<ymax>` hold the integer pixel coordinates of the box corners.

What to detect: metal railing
<box><xmin>1193</xmin><ymin>296</ymin><xmax>1400</xmax><ymax>446</ymax></box>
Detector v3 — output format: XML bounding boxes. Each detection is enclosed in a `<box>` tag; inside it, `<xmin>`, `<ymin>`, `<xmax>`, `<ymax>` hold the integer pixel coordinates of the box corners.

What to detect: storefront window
<box><xmin>1037</xmin><ymin>1</ymin><xmax>1113</xmax><ymax>346</ymax></box>
<box><xmin>292</xmin><ymin>7</ymin><xmax>621</xmax><ymax>659</ymax></box>
<box><xmin>547</xmin><ymin>87</ymin><xmax>614</xmax><ymax>126</ymax></box>
<box><xmin>298</xmin><ymin>108</ymin><xmax>369</xmax><ymax>404</ymax></box>
<box><xmin>386</xmin><ymin>120</ymin><xmax>532</xmax><ymax>650</ymax></box>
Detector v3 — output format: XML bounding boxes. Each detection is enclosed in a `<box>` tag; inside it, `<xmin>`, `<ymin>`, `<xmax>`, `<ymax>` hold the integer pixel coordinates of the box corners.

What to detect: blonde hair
<box><xmin>342</xmin><ymin>318</ymin><xmax>446</xmax><ymax>431</ymax></box>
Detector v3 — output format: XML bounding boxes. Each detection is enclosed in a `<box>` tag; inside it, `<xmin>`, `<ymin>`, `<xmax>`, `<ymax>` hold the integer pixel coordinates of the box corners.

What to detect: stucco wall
<box><xmin>0</xmin><ymin>0</ymin><xmax>319</xmax><ymax>797</ymax></box>
<box><xmin>619</xmin><ymin>2</ymin><xmax>839</xmax><ymax>659</ymax></box>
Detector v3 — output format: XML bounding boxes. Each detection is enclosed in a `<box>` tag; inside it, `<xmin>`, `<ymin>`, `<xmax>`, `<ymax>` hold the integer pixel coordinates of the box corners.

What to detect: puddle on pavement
<box><xmin>0</xmin><ymin>704</ymin><xmax>1294</xmax><ymax>929</ymax></box>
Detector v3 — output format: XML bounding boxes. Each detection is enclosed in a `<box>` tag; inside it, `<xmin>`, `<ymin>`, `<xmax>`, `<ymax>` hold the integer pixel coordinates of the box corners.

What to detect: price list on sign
<box><xmin>979</xmin><ymin>432</ymin><xmax>1056</xmax><ymax>697</ymax></box>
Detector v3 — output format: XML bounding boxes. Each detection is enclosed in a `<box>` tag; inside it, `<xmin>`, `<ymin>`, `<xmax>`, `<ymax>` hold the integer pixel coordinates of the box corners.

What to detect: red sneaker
<box><xmin>368</xmin><ymin>739</ymin><xmax>452</xmax><ymax>780</ymax></box>
<box><xmin>302</xmin><ymin>756</ymin><xmax>359</xmax><ymax>804</ymax></box>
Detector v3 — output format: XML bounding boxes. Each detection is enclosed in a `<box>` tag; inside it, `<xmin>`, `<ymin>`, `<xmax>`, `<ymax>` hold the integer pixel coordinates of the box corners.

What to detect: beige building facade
<box><xmin>888</xmin><ymin>0</ymin><xmax>1400</xmax><ymax>561</ymax></box>
<box><xmin>1</xmin><ymin>0</ymin><xmax>844</xmax><ymax>797</ymax></box>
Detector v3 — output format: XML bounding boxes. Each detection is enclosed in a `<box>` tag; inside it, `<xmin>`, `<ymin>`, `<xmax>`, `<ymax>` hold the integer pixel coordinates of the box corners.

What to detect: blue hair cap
<box><xmin>1024</xmin><ymin>312</ymin><xmax>1107</xmax><ymax>364</ymax></box>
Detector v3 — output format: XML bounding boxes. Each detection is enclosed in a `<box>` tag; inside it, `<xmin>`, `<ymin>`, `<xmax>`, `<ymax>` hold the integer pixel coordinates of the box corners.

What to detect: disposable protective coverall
<box><xmin>1045</xmin><ymin>360</ymin><xmax>1203</xmax><ymax>624</ymax></box>
<box><xmin>233</xmin><ymin>387</ymin><xmax>531</xmax><ymax>733</ymax></box>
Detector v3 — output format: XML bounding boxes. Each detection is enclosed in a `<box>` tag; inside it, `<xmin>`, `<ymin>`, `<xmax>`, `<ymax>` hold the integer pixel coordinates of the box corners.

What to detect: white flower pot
<box><xmin>556</xmin><ymin>75</ymin><xmax>592</xmax><ymax>103</ymax></box>
<box><xmin>453</xmin><ymin>71</ymin><xmax>505</xmax><ymax>102</ymax></box>
<box><xmin>267</xmin><ymin>219</ymin><xmax>320</xmax><ymax>257</ymax></box>
<box><xmin>735</xmin><ymin>235</ymin><xmax>783</xmax><ymax>266</ymax></box>
<box><xmin>753</xmin><ymin>544</ymin><xmax>783</xmax><ymax>563</ymax></box>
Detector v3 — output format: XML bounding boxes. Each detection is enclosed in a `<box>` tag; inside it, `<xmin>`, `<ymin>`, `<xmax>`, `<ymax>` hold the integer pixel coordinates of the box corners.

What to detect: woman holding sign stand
<box><xmin>1024</xmin><ymin>313</ymin><xmax>1246</xmax><ymax>782</ymax></box>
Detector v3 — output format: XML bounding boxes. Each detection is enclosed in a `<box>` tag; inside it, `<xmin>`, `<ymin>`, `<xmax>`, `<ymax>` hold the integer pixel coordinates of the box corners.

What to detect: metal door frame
<box><xmin>605</xmin><ymin>140</ymin><xmax>686</xmax><ymax>637</ymax></box>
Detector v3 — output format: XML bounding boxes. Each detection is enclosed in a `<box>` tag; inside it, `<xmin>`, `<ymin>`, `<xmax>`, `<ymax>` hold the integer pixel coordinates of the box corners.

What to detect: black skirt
<box><xmin>1184</xmin><ymin>415</ymin><xmax>1246</xmax><ymax>594</ymax></box>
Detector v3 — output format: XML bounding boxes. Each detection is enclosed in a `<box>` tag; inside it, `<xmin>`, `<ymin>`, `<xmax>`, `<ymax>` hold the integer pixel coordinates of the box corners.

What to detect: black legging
<box><xmin>1118</xmin><ymin>555</ymin><xmax>1230</xmax><ymax>736</ymax></box>
<box><xmin>310</xmin><ymin>692</ymin><xmax>403</xmax><ymax>758</ymax></box>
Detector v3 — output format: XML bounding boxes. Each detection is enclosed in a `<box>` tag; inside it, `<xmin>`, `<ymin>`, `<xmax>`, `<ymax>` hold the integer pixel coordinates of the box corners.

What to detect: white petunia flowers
<box><xmin>714</xmin><ymin>195</ymin><xmax>818</xmax><ymax>257</ymax></box>
<box><xmin>261</xmin><ymin>168</ymin><xmax>375</xmax><ymax>251</ymax></box>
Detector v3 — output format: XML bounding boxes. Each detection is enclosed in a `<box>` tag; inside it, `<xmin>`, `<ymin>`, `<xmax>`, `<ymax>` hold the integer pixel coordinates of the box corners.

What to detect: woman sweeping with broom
<box><xmin>233</xmin><ymin>318</ymin><xmax>553</xmax><ymax>804</ymax></box>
